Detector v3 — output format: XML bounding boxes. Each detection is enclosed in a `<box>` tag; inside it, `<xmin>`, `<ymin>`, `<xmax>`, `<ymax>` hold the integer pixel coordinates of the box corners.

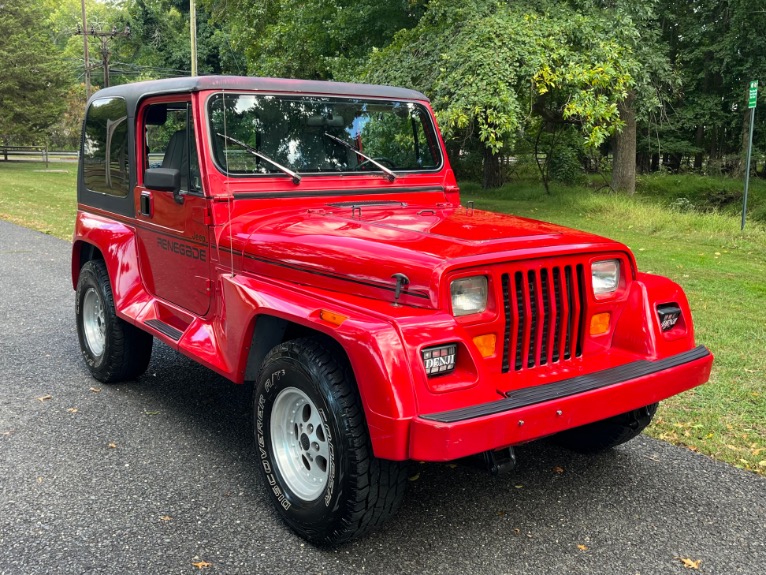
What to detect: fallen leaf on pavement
<box><xmin>160</xmin><ymin>515</ymin><xmax>172</xmax><ymax>522</ymax></box>
<box><xmin>678</xmin><ymin>557</ymin><xmax>701</xmax><ymax>569</ymax></box>
<box><xmin>89</xmin><ymin>387</ymin><xmax>101</xmax><ymax>393</ymax></box>
<box><xmin>552</xmin><ymin>466</ymin><xmax>565</xmax><ymax>475</ymax></box>
<box><xmin>36</xmin><ymin>395</ymin><xmax>52</xmax><ymax>402</ymax></box>
<box><xmin>108</xmin><ymin>442</ymin><xmax>117</xmax><ymax>449</ymax></box>
<box><xmin>192</xmin><ymin>560</ymin><xmax>212</xmax><ymax>569</ymax></box>
<box><xmin>67</xmin><ymin>408</ymin><xmax>78</xmax><ymax>414</ymax></box>
<box><xmin>577</xmin><ymin>544</ymin><xmax>588</xmax><ymax>551</ymax></box>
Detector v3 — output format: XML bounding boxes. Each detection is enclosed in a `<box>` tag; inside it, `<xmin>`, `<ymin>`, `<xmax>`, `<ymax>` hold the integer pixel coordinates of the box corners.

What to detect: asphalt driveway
<box><xmin>1</xmin><ymin>220</ymin><xmax>764</xmax><ymax>574</ymax></box>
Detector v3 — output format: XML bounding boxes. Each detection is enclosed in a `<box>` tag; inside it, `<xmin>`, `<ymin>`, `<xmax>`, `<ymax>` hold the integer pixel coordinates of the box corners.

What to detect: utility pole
<box><xmin>80</xmin><ymin>0</ymin><xmax>91</xmax><ymax>100</ymax></box>
<box><xmin>190</xmin><ymin>0</ymin><xmax>198</xmax><ymax>76</ymax></box>
<box><xmin>74</xmin><ymin>24</ymin><xmax>130</xmax><ymax>90</ymax></box>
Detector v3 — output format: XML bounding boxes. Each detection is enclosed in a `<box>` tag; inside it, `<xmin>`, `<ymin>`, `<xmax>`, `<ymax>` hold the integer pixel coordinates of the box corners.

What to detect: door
<box><xmin>134</xmin><ymin>97</ymin><xmax>211</xmax><ymax>316</ymax></box>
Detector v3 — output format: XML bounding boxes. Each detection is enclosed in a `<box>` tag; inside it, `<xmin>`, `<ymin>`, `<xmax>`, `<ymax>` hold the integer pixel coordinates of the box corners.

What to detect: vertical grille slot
<box><xmin>527</xmin><ymin>270</ymin><xmax>538</xmax><ymax>368</ymax></box>
<box><xmin>539</xmin><ymin>268</ymin><xmax>550</xmax><ymax>366</ymax></box>
<box><xmin>502</xmin><ymin>262</ymin><xmax>586</xmax><ymax>372</ymax></box>
<box><xmin>514</xmin><ymin>271</ymin><xmax>525</xmax><ymax>370</ymax></box>
<box><xmin>552</xmin><ymin>267</ymin><xmax>562</xmax><ymax>362</ymax></box>
<box><xmin>501</xmin><ymin>274</ymin><xmax>511</xmax><ymax>373</ymax></box>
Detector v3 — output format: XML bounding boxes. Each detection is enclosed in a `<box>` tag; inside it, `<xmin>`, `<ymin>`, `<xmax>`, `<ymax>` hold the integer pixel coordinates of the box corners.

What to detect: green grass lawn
<box><xmin>2</xmin><ymin>160</ymin><xmax>764</xmax><ymax>474</ymax></box>
<box><xmin>0</xmin><ymin>161</ymin><xmax>77</xmax><ymax>239</ymax></box>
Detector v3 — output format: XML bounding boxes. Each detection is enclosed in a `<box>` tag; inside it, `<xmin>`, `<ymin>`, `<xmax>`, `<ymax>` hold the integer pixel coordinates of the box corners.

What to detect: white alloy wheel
<box><xmin>82</xmin><ymin>287</ymin><xmax>106</xmax><ymax>357</ymax></box>
<box><xmin>270</xmin><ymin>386</ymin><xmax>330</xmax><ymax>501</ymax></box>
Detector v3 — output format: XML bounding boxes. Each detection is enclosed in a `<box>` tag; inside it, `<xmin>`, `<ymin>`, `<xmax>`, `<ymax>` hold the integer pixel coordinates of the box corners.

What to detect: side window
<box><xmin>143</xmin><ymin>102</ymin><xmax>201</xmax><ymax>194</ymax></box>
<box><xmin>83</xmin><ymin>97</ymin><xmax>130</xmax><ymax>196</ymax></box>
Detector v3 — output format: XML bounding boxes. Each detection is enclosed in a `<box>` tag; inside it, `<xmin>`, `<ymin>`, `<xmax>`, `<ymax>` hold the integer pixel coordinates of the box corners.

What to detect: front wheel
<box><xmin>254</xmin><ymin>338</ymin><xmax>408</xmax><ymax>545</ymax></box>
<box><xmin>551</xmin><ymin>403</ymin><xmax>659</xmax><ymax>453</ymax></box>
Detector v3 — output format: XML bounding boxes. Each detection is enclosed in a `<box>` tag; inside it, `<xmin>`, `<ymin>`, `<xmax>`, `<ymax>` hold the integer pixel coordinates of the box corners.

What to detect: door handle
<box><xmin>140</xmin><ymin>191</ymin><xmax>153</xmax><ymax>217</ymax></box>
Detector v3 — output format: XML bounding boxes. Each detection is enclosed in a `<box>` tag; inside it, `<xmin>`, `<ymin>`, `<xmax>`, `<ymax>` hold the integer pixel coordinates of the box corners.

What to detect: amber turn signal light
<box><xmin>319</xmin><ymin>309</ymin><xmax>348</xmax><ymax>326</ymax></box>
<box><xmin>590</xmin><ymin>312</ymin><xmax>611</xmax><ymax>336</ymax></box>
<box><xmin>472</xmin><ymin>334</ymin><xmax>497</xmax><ymax>358</ymax></box>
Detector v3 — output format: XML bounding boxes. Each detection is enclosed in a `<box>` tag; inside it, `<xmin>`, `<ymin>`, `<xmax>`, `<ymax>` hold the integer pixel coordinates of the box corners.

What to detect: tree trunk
<box><xmin>611</xmin><ymin>91</ymin><xmax>637</xmax><ymax>194</ymax></box>
<box><xmin>482</xmin><ymin>146</ymin><xmax>503</xmax><ymax>189</ymax></box>
<box><xmin>694</xmin><ymin>124</ymin><xmax>704</xmax><ymax>170</ymax></box>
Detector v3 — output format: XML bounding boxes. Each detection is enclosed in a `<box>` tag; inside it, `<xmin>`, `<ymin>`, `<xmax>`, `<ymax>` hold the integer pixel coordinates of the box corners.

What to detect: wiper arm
<box><xmin>323</xmin><ymin>132</ymin><xmax>397</xmax><ymax>182</ymax></box>
<box><xmin>216</xmin><ymin>133</ymin><xmax>301</xmax><ymax>184</ymax></box>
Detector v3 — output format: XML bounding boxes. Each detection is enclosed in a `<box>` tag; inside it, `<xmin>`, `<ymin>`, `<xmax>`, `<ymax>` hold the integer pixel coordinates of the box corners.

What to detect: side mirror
<box><xmin>144</xmin><ymin>168</ymin><xmax>180</xmax><ymax>192</ymax></box>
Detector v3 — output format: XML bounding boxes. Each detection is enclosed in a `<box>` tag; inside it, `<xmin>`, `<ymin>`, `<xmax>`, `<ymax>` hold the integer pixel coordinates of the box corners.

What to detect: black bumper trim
<box><xmin>420</xmin><ymin>346</ymin><xmax>711</xmax><ymax>424</ymax></box>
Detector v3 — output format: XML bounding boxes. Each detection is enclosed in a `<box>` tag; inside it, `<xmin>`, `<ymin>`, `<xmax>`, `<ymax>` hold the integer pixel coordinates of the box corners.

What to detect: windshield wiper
<box><xmin>323</xmin><ymin>132</ymin><xmax>397</xmax><ymax>182</ymax></box>
<box><xmin>216</xmin><ymin>133</ymin><xmax>301</xmax><ymax>184</ymax></box>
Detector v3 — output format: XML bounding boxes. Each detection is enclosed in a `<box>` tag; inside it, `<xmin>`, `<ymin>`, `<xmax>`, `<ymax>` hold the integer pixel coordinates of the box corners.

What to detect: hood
<box><xmin>226</xmin><ymin>203</ymin><xmax>629</xmax><ymax>308</ymax></box>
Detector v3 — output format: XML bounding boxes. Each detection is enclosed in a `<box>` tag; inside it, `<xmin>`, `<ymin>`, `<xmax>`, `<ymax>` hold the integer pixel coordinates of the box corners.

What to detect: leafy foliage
<box><xmin>361</xmin><ymin>1</ymin><xmax>639</xmax><ymax>187</ymax></box>
<box><xmin>0</xmin><ymin>0</ymin><xmax>68</xmax><ymax>144</ymax></box>
<box><xmin>204</xmin><ymin>0</ymin><xmax>424</xmax><ymax>80</ymax></box>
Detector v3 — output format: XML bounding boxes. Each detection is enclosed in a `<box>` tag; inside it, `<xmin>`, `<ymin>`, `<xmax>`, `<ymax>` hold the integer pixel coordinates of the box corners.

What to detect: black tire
<box><xmin>75</xmin><ymin>259</ymin><xmax>153</xmax><ymax>383</ymax></box>
<box><xmin>551</xmin><ymin>403</ymin><xmax>659</xmax><ymax>453</ymax></box>
<box><xmin>254</xmin><ymin>337</ymin><xmax>408</xmax><ymax>545</ymax></box>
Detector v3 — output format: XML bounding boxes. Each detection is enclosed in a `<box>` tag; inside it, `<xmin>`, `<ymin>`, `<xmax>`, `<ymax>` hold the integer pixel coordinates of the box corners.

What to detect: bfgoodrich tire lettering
<box><xmin>75</xmin><ymin>259</ymin><xmax>153</xmax><ymax>383</ymax></box>
<box><xmin>254</xmin><ymin>337</ymin><xmax>407</xmax><ymax>545</ymax></box>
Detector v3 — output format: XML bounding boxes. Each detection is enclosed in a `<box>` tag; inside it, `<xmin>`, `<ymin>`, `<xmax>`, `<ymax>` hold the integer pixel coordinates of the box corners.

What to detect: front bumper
<box><xmin>408</xmin><ymin>346</ymin><xmax>713</xmax><ymax>461</ymax></box>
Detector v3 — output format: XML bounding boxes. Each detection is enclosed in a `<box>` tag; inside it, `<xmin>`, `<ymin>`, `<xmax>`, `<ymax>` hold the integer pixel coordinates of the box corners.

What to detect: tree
<box><xmin>653</xmin><ymin>0</ymin><xmax>766</xmax><ymax>175</ymax></box>
<box><xmin>204</xmin><ymin>0</ymin><xmax>424</xmax><ymax>80</ymax></box>
<box><xmin>115</xmin><ymin>0</ymin><xmax>244</xmax><ymax>81</ymax></box>
<box><xmin>363</xmin><ymin>0</ymin><xmax>636</xmax><ymax>188</ymax></box>
<box><xmin>0</xmin><ymin>0</ymin><xmax>69</xmax><ymax>146</ymax></box>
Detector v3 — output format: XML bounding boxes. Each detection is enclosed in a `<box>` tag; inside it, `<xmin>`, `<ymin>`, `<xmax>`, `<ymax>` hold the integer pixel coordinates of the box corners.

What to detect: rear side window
<box><xmin>83</xmin><ymin>97</ymin><xmax>130</xmax><ymax>197</ymax></box>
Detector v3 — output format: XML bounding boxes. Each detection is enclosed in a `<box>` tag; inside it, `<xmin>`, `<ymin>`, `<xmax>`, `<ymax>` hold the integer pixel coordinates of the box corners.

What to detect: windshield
<box><xmin>207</xmin><ymin>93</ymin><xmax>442</xmax><ymax>176</ymax></box>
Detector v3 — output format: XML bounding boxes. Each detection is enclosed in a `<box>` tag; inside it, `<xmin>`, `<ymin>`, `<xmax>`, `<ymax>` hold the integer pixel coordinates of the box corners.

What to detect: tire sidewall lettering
<box><xmin>255</xmin><ymin>392</ymin><xmax>288</xmax><ymax>509</ymax></box>
<box><xmin>255</xmin><ymin>359</ymin><xmax>341</xmax><ymax>522</ymax></box>
<box><xmin>318</xmin><ymin>408</ymin><xmax>335</xmax><ymax>508</ymax></box>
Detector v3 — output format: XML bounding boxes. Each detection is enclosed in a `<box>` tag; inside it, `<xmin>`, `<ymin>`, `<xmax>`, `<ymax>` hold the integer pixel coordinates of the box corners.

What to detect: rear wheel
<box><xmin>75</xmin><ymin>260</ymin><xmax>153</xmax><ymax>383</ymax></box>
<box><xmin>254</xmin><ymin>337</ymin><xmax>408</xmax><ymax>545</ymax></box>
<box><xmin>552</xmin><ymin>403</ymin><xmax>659</xmax><ymax>453</ymax></box>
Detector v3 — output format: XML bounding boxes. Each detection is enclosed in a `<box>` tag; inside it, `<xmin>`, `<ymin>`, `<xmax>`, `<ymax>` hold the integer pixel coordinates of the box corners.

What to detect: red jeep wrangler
<box><xmin>73</xmin><ymin>76</ymin><xmax>712</xmax><ymax>544</ymax></box>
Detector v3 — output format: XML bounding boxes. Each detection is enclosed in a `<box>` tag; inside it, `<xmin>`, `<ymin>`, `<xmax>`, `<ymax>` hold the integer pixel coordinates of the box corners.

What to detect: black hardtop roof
<box><xmin>88</xmin><ymin>76</ymin><xmax>430</xmax><ymax>116</ymax></box>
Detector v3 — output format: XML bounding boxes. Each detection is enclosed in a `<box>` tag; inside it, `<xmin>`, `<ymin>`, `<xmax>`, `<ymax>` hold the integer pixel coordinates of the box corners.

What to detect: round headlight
<box><xmin>451</xmin><ymin>276</ymin><xmax>488</xmax><ymax>316</ymax></box>
<box><xmin>592</xmin><ymin>259</ymin><xmax>620</xmax><ymax>295</ymax></box>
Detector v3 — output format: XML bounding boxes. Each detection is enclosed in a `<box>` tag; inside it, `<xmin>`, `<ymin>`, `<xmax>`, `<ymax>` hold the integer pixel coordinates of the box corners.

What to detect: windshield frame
<box><xmin>204</xmin><ymin>91</ymin><xmax>444</xmax><ymax>179</ymax></box>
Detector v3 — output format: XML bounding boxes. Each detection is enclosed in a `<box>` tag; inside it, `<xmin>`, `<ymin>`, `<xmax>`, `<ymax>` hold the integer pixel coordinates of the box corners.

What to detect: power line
<box><xmin>73</xmin><ymin>23</ymin><xmax>130</xmax><ymax>90</ymax></box>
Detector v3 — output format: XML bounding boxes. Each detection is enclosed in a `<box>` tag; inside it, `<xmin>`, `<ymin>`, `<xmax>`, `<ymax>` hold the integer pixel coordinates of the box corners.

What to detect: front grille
<box><xmin>501</xmin><ymin>264</ymin><xmax>586</xmax><ymax>372</ymax></box>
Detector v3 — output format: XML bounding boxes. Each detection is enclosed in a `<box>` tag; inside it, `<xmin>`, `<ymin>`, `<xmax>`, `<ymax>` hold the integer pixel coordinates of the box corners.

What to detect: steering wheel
<box><xmin>354</xmin><ymin>157</ymin><xmax>395</xmax><ymax>171</ymax></box>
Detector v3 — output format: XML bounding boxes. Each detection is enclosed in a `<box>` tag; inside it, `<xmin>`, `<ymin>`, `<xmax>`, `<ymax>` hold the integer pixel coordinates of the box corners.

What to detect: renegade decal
<box><xmin>156</xmin><ymin>237</ymin><xmax>207</xmax><ymax>262</ymax></box>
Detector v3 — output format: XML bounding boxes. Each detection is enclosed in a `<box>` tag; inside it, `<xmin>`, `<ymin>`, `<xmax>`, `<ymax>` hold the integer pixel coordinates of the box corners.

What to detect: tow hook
<box><xmin>482</xmin><ymin>447</ymin><xmax>517</xmax><ymax>475</ymax></box>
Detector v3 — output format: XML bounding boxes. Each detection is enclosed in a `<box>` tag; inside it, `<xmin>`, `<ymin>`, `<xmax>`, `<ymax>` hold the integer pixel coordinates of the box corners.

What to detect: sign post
<box><xmin>742</xmin><ymin>80</ymin><xmax>758</xmax><ymax>230</ymax></box>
